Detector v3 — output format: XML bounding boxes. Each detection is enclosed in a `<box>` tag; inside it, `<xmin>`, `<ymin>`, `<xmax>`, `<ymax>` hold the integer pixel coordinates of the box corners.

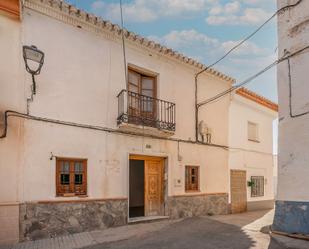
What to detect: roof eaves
<box><xmin>24</xmin><ymin>0</ymin><xmax>235</xmax><ymax>83</ymax></box>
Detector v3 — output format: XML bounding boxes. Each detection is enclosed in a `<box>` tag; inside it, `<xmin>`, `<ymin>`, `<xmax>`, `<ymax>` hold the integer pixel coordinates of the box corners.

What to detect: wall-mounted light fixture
<box><xmin>23</xmin><ymin>45</ymin><xmax>44</xmax><ymax>95</ymax></box>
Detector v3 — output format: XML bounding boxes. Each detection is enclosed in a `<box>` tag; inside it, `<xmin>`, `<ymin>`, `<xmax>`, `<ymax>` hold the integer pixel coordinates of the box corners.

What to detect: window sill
<box><xmin>248</xmin><ymin>139</ymin><xmax>260</xmax><ymax>143</ymax></box>
<box><xmin>185</xmin><ymin>190</ymin><xmax>200</xmax><ymax>193</ymax></box>
<box><xmin>56</xmin><ymin>194</ymin><xmax>88</xmax><ymax>198</ymax></box>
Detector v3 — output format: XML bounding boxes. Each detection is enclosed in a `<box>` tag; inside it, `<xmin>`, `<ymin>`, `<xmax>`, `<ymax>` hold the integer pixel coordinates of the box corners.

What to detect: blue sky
<box><xmin>66</xmin><ymin>0</ymin><xmax>278</xmax><ymax>153</ymax></box>
<box><xmin>67</xmin><ymin>0</ymin><xmax>278</xmax><ymax>103</ymax></box>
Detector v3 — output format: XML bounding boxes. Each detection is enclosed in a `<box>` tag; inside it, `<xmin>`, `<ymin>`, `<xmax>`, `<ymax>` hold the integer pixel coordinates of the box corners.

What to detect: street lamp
<box><xmin>23</xmin><ymin>45</ymin><xmax>45</xmax><ymax>95</ymax></box>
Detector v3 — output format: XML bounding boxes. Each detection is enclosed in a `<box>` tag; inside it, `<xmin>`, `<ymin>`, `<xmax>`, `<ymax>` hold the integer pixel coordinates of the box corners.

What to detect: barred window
<box><xmin>56</xmin><ymin>158</ymin><xmax>87</xmax><ymax>196</ymax></box>
<box><xmin>185</xmin><ymin>166</ymin><xmax>199</xmax><ymax>192</ymax></box>
<box><xmin>251</xmin><ymin>176</ymin><xmax>264</xmax><ymax>197</ymax></box>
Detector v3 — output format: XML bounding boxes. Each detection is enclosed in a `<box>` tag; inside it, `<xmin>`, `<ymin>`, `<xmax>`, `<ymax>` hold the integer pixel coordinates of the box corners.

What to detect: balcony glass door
<box><xmin>128</xmin><ymin>69</ymin><xmax>156</xmax><ymax>126</ymax></box>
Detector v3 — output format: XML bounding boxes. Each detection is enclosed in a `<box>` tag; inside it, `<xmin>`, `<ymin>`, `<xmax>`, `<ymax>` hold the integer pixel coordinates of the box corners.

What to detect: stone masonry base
<box><xmin>272</xmin><ymin>200</ymin><xmax>309</xmax><ymax>235</ymax></box>
<box><xmin>19</xmin><ymin>199</ymin><xmax>128</xmax><ymax>241</ymax></box>
<box><xmin>18</xmin><ymin>194</ymin><xmax>228</xmax><ymax>241</ymax></box>
<box><xmin>168</xmin><ymin>193</ymin><xmax>228</xmax><ymax>218</ymax></box>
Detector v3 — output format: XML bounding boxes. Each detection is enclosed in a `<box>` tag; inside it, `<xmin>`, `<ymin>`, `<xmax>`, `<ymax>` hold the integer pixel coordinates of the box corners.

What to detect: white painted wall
<box><xmin>277</xmin><ymin>0</ymin><xmax>309</xmax><ymax>202</ymax></box>
<box><xmin>0</xmin><ymin>4</ymin><xmax>232</xmax><ymax>203</ymax></box>
<box><xmin>0</xmin><ymin>12</ymin><xmax>24</xmax><ymax>203</ymax></box>
<box><xmin>228</xmin><ymin>94</ymin><xmax>277</xmax><ymax>203</ymax></box>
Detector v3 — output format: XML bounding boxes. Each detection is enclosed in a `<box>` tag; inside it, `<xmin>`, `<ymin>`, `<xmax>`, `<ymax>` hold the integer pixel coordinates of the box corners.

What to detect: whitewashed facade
<box><xmin>273</xmin><ymin>0</ymin><xmax>309</xmax><ymax>235</ymax></box>
<box><xmin>0</xmin><ymin>0</ymin><xmax>277</xmax><ymax>244</ymax></box>
<box><xmin>229</xmin><ymin>88</ymin><xmax>277</xmax><ymax>212</ymax></box>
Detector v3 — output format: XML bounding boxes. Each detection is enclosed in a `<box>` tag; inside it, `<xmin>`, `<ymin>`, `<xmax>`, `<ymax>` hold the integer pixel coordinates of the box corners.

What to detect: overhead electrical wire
<box><xmin>1</xmin><ymin>0</ymin><xmax>305</xmax><ymax>150</ymax></box>
<box><xmin>119</xmin><ymin>0</ymin><xmax>128</xmax><ymax>86</ymax></box>
<box><xmin>195</xmin><ymin>0</ymin><xmax>303</xmax><ymax>78</ymax></box>
<box><xmin>197</xmin><ymin>45</ymin><xmax>309</xmax><ymax>107</ymax></box>
<box><xmin>287</xmin><ymin>57</ymin><xmax>309</xmax><ymax>118</ymax></box>
<box><xmin>194</xmin><ymin>0</ymin><xmax>303</xmax><ymax>141</ymax></box>
<box><xmin>0</xmin><ymin>110</ymin><xmax>276</xmax><ymax>155</ymax></box>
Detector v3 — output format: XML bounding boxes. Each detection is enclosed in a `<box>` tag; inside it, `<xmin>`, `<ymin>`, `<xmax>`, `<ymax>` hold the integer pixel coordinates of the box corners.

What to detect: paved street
<box><xmin>83</xmin><ymin>210</ymin><xmax>284</xmax><ymax>249</ymax></box>
<box><xmin>4</xmin><ymin>209</ymin><xmax>309</xmax><ymax>249</ymax></box>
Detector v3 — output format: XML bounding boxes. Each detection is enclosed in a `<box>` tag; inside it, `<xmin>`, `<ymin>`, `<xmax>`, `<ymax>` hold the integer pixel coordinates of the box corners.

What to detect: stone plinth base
<box><xmin>20</xmin><ymin>198</ymin><xmax>128</xmax><ymax>241</ymax></box>
<box><xmin>168</xmin><ymin>193</ymin><xmax>228</xmax><ymax>219</ymax></box>
<box><xmin>272</xmin><ymin>200</ymin><xmax>309</xmax><ymax>235</ymax></box>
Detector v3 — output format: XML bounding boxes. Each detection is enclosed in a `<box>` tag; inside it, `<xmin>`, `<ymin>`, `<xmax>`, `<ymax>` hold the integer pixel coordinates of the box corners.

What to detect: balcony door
<box><xmin>128</xmin><ymin>69</ymin><xmax>156</xmax><ymax>126</ymax></box>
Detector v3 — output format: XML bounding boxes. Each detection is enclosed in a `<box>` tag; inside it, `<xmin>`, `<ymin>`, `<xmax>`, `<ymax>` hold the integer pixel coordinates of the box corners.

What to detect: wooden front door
<box><xmin>230</xmin><ymin>170</ymin><xmax>247</xmax><ymax>213</ymax></box>
<box><xmin>144</xmin><ymin>158</ymin><xmax>164</xmax><ymax>216</ymax></box>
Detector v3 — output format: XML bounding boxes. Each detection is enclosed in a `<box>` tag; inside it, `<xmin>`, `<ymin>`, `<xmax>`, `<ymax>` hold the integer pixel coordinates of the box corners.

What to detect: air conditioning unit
<box><xmin>199</xmin><ymin>120</ymin><xmax>212</xmax><ymax>143</ymax></box>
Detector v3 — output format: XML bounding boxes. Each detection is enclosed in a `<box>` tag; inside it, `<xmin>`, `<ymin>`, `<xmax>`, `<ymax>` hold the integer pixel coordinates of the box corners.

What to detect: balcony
<box><xmin>117</xmin><ymin>90</ymin><xmax>176</xmax><ymax>136</ymax></box>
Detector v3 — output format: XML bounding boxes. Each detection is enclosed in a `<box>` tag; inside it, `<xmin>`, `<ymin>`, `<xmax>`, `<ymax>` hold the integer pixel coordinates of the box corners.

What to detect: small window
<box><xmin>248</xmin><ymin>121</ymin><xmax>259</xmax><ymax>142</ymax></box>
<box><xmin>251</xmin><ymin>176</ymin><xmax>264</xmax><ymax>197</ymax></box>
<box><xmin>56</xmin><ymin>158</ymin><xmax>87</xmax><ymax>196</ymax></box>
<box><xmin>185</xmin><ymin>166</ymin><xmax>199</xmax><ymax>192</ymax></box>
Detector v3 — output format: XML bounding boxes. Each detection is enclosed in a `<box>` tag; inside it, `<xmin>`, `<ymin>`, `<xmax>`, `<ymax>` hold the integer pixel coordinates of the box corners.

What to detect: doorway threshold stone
<box><xmin>128</xmin><ymin>216</ymin><xmax>169</xmax><ymax>224</ymax></box>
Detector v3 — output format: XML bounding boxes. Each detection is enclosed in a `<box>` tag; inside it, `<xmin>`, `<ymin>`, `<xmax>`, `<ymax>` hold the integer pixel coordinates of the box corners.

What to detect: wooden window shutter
<box><xmin>248</xmin><ymin>121</ymin><xmax>259</xmax><ymax>141</ymax></box>
<box><xmin>56</xmin><ymin>158</ymin><xmax>87</xmax><ymax>196</ymax></box>
<box><xmin>185</xmin><ymin>166</ymin><xmax>199</xmax><ymax>191</ymax></box>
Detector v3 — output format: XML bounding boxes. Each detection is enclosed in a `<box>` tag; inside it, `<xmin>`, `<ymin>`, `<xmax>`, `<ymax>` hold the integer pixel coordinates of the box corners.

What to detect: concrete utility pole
<box><xmin>273</xmin><ymin>0</ymin><xmax>309</xmax><ymax>234</ymax></box>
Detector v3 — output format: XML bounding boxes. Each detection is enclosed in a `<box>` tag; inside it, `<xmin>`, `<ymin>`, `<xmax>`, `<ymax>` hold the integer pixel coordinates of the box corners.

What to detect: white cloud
<box><xmin>225</xmin><ymin>1</ymin><xmax>241</xmax><ymax>14</ymax></box>
<box><xmin>209</xmin><ymin>1</ymin><xmax>240</xmax><ymax>15</ymax></box>
<box><xmin>91</xmin><ymin>0</ymin><xmax>217</xmax><ymax>23</ymax></box>
<box><xmin>206</xmin><ymin>7</ymin><xmax>272</xmax><ymax>25</ymax></box>
<box><xmin>149</xmin><ymin>29</ymin><xmax>269</xmax><ymax>60</ymax></box>
<box><xmin>91</xmin><ymin>0</ymin><xmax>274</xmax><ymax>26</ymax></box>
<box><xmin>222</xmin><ymin>40</ymin><xmax>269</xmax><ymax>56</ymax></box>
<box><xmin>149</xmin><ymin>29</ymin><xmax>219</xmax><ymax>50</ymax></box>
<box><xmin>148</xmin><ymin>29</ymin><xmax>275</xmax><ymax>81</ymax></box>
<box><xmin>240</xmin><ymin>0</ymin><xmax>276</xmax><ymax>5</ymax></box>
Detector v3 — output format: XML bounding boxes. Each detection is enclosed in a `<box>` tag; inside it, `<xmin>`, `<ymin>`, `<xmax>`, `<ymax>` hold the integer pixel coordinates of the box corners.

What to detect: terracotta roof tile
<box><xmin>24</xmin><ymin>0</ymin><xmax>235</xmax><ymax>83</ymax></box>
<box><xmin>236</xmin><ymin>87</ymin><xmax>278</xmax><ymax>112</ymax></box>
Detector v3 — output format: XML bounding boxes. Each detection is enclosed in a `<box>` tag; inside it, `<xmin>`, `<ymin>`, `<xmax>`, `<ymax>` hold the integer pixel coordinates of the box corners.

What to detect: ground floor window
<box><xmin>185</xmin><ymin>166</ymin><xmax>199</xmax><ymax>192</ymax></box>
<box><xmin>251</xmin><ymin>176</ymin><xmax>264</xmax><ymax>197</ymax></box>
<box><xmin>56</xmin><ymin>158</ymin><xmax>87</xmax><ymax>196</ymax></box>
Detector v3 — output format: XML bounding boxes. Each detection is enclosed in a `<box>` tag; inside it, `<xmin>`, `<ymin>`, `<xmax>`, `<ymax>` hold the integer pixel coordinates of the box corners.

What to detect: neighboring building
<box><xmin>228</xmin><ymin>88</ymin><xmax>278</xmax><ymax>213</ymax></box>
<box><xmin>0</xmin><ymin>0</ymin><xmax>277</xmax><ymax>245</ymax></box>
<box><xmin>273</xmin><ymin>0</ymin><xmax>309</xmax><ymax>234</ymax></box>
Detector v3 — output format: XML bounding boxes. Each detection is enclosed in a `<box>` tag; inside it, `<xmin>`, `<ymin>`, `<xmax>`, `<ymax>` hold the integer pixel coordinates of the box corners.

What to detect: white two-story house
<box><xmin>0</xmin><ymin>0</ymin><xmax>277</xmax><ymax>245</ymax></box>
<box><xmin>229</xmin><ymin>88</ymin><xmax>278</xmax><ymax>213</ymax></box>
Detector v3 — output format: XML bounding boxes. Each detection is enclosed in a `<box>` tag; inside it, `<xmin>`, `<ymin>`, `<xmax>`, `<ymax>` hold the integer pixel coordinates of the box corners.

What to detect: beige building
<box><xmin>229</xmin><ymin>88</ymin><xmax>278</xmax><ymax>213</ymax></box>
<box><xmin>0</xmin><ymin>0</ymin><xmax>277</xmax><ymax>245</ymax></box>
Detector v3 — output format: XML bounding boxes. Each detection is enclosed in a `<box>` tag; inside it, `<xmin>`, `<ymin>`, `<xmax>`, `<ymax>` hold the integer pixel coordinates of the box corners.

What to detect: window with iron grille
<box><xmin>251</xmin><ymin>176</ymin><xmax>264</xmax><ymax>197</ymax></box>
<box><xmin>185</xmin><ymin>166</ymin><xmax>199</xmax><ymax>191</ymax></box>
<box><xmin>56</xmin><ymin>158</ymin><xmax>87</xmax><ymax>196</ymax></box>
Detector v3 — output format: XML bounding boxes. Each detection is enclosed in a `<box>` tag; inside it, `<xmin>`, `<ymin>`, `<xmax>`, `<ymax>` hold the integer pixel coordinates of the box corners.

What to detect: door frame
<box><xmin>127</xmin><ymin>154</ymin><xmax>167</xmax><ymax>220</ymax></box>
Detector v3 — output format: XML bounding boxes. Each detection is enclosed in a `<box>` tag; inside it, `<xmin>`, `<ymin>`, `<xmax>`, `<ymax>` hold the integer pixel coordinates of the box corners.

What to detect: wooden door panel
<box><xmin>230</xmin><ymin>170</ymin><xmax>247</xmax><ymax>213</ymax></box>
<box><xmin>145</xmin><ymin>159</ymin><xmax>163</xmax><ymax>216</ymax></box>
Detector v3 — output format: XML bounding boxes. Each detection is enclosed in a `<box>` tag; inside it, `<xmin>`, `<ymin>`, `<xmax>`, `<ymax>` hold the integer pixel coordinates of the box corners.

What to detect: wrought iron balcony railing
<box><xmin>117</xmin><ymin>90</ymin><xmax>176</xmax><ymax>132</ymax></box>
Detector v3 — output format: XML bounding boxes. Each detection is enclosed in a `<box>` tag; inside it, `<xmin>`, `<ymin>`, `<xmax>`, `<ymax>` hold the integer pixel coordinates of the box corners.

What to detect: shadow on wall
<box><xmin>88</xmin><ymin>218</ymin><xmax>259</xmax><ymax>249</ymax></box>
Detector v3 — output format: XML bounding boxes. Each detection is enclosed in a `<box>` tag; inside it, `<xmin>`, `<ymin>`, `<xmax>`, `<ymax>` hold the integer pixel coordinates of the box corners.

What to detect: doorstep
<box><xmin>128</xmin><ymin>216</ymin><xmax>170</xmax><ymax>224</ymax></box>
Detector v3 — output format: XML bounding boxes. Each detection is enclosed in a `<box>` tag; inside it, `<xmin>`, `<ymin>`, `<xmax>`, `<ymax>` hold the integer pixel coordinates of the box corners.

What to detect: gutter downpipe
<box><xmin>195</xmin><ymin>67</ymin><xmax>208</xmax><ymax>142</ymax></box>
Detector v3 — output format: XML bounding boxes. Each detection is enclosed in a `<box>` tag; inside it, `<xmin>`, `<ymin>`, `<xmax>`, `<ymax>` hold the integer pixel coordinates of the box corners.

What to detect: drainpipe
<box><xmin>195</xmin><ymin>68</ymin><xmax>207</xmax><ymax>142</ymax></box>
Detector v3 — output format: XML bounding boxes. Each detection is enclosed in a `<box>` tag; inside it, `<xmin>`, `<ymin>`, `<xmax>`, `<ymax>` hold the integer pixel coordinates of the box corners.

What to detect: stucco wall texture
<box><xmin>273</xmin><ymin>0</ymin><xmax>309</xmax><ymax>234</ymax></box>
<box><xmin>0</xmin><ymin>0</ymin><xmax>276</xmax><ymax>243</ymax></box>
<box><xmin>229</xmin><ymin>94</ymin><xmax>276</xmax><ymax>207</ymax></box>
